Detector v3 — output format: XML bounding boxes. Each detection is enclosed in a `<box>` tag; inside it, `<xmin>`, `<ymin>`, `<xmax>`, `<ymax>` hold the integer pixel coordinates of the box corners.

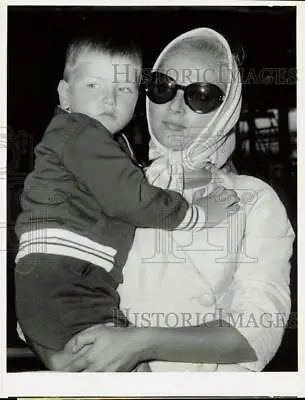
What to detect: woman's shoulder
<box><xmin>229</xmin><ymin>173</ymin><xmax>292</xmax><ymax>226</ymax></box>
<box><xmin>228</xmin><ymin>172</ymin><xmax>276</xmax><ymax>195</ymax></box>
<box><xmin>224</xmin><ymin>172</ymin><xmax>287</xmax><ymax>210</ymax></box>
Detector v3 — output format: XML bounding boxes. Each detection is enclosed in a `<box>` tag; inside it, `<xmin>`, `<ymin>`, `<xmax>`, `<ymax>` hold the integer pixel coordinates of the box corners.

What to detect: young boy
<box><xmin>14</xmin><ymin>35</ymin><xmax>239</xmax><ymax>362</ymax></box>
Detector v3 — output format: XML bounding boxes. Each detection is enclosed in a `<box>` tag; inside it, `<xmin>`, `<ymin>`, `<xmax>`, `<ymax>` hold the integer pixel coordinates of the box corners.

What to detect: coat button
<box><xmin>198</xmin><ymin>293</ymin><xmax>215</xmax><ymax>307</ymax></box>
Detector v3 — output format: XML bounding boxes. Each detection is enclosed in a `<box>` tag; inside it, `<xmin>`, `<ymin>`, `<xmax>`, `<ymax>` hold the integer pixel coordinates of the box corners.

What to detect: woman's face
<box><xmin>149</xmin><ymin>49</ymin><xmax>228</xmax><ymax>151</ymax></box>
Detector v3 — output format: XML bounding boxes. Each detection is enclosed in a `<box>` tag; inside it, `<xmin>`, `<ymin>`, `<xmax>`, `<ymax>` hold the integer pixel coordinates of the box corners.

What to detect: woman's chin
<box><xmin>171</xmin><ymin>144</ymin><xmax>189</xmax><ymax>151</ymax></box>
<box><xmin>156</xmin><ymin>134</ymin><xmax>191</xmax><ymax>151</ymax></box>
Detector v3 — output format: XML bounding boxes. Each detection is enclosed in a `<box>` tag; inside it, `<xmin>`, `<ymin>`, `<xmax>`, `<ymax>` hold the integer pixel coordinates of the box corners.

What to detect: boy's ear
<box><xmin>57</xmin><ymin>80</ymin><xmax>71</xmax><ymax>111</ymax></box>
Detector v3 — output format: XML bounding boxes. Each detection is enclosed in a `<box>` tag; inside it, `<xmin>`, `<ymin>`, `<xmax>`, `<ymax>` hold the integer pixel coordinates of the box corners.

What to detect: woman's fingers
<box><xmin>72</xmin><ymin>328</ymin><xmax>99</xmax><ymax>353</ymax></box>
<box><xmin>71</xmin><ymin>323</ymin><xmax>113</xmax><ymax>353</ymax></box>
<box><xmin>64</xmin><ymin>352</ymin><xmax>91</xmax><ymax>372</ymax></box>
<box><xmin>84</xmin><ymin>363</ymin><xmax>101</xmax><ymax>372</ymax></box>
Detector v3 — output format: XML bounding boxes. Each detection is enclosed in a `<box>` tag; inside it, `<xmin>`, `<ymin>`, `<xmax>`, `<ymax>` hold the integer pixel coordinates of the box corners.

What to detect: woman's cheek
<box><xmin>152</xmin><ymin>120</ymin><xmax>164</xmax><ymax>143</ymax></box>
<box><xmin>191</xmin><ymin>111</ymin><xmax>217</xmax><ymax>131</ymax></box>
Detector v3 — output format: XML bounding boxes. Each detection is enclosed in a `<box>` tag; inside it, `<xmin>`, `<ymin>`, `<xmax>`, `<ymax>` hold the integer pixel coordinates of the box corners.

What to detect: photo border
<box><xmin>1</xmin><ymin>1</ymin><xmax>304</xmax><ymax>397</ymax></box>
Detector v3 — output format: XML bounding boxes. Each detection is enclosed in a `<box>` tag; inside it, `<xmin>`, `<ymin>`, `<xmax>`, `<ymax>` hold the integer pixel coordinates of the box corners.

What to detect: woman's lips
<box><xmin>162</xmin><ymin>121</ymin><xmax>186</xmax><ymax>131</ymax></box>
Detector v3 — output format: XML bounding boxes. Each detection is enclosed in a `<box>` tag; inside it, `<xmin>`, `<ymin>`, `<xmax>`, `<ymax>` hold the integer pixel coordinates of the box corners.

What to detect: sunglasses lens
<box><xmin>145</xmin><ymin>72</ymin><xmax>224</xmax><ymax>113</ymax></box>
<box><xmin>186</xmin><ymin>83</ymin><xmax>224</xmax><ymax>114</ymax></box>
<box><xmin>146</xmin><ymin>73</ymin><xmax>175</xmax><ymax>104</ymax></box>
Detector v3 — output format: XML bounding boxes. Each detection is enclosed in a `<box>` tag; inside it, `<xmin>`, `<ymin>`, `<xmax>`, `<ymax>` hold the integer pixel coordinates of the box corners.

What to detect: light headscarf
<box><xmin>145</xmin><ymin>28</ymin><xmax>242</xmax><ymax>193</ymax></box>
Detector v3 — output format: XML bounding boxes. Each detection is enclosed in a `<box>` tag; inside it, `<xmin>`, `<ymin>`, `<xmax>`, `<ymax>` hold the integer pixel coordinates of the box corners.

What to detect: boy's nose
<box><xmin>101</xmin><ymin>89</ymin><xmax>116</xmax><ymax>109</ymax></box>
<box><xmin>168</xmin><ymin>90</ymin><xmax>186</xmax><ymax>114</ymax></box>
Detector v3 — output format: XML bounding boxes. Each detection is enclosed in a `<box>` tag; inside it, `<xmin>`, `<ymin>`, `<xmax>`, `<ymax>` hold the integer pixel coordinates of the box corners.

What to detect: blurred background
<box><xmin>7</xmin><ymin>6</ymin><xmax>297</xmax><ymax>372</ymax></box>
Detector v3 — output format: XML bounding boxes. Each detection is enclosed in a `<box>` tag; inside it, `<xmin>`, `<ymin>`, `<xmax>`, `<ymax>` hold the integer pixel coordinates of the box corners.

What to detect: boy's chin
<box><xmin>95</xmin><ymin>117</ymin><xmax>118</xmax><ymax>134</ymax></box>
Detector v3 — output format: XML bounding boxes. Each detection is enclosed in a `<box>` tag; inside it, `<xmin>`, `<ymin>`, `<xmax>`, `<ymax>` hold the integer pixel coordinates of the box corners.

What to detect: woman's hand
<box><xmin>62</xmin><ymin>321</ymin><xmax>256</xmax><ymax>371</ymax></box>
<box><xmin>64</xmin><ymin>324</ymin><xmax>149</xmax><ymax>372</ymax></box>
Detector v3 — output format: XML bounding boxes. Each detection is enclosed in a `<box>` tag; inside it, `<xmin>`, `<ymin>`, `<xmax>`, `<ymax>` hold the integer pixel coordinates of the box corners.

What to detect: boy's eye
<box><xmin>87</xmin><ymin>83</ymin><xmax>99</xmax><ymax>89</ymax></box>
<box><xmin>118</xmin><ymin>86</ymin><xmax>133</xmax><ymax>94</ymax></box>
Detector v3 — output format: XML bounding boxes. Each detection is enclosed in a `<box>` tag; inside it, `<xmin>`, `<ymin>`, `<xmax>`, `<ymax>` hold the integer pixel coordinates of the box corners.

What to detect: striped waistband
<box><xmin>15</xmin><ymin>228</ymin><xmax>117</xmax><ymax>272</ymax></box>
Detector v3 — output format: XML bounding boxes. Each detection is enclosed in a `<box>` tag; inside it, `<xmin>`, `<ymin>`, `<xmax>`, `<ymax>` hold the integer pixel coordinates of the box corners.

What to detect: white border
<box><xmin>297</xmin><ymin>0</ymin><xmax>305</xmax><ymax>387</ymax></box>
<box><xmin>1</xmin><ymin>1</ymin><xmax>305</xmax><ymax>397</ymax></box>
<box><xmin>0</xmin><ymin>0</ymin><xmax>7</xmax><ymax>396</ymax></box>
<box><xmin>4</xmin><ymin>372</ymin><xmax>305</xmax><ymax>397</ymax></box>
<box><xmin>3</xmin><ymin>0</ymin><xmax>303</xmax><ymax>4</ymax></box>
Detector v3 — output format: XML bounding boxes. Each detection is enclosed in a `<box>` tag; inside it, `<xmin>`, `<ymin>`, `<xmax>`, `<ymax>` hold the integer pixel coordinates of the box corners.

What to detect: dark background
<box><xmin>7</xmin><ymin>6</ymin><xmax>297</xmax><ymax>372</ymax></box>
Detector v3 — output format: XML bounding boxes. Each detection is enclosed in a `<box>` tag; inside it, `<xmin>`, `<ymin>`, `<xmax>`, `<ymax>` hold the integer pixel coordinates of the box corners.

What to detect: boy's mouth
<box><xmin>99</xmin><ymin>112</ymin><xmax>116</xmax><ymax>120</ymax></box>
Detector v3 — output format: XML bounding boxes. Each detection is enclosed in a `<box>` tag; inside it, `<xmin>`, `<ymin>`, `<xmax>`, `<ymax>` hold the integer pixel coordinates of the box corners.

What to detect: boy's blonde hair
<box><xmin>63</xmin><ymin>35</ymin><xmax>142</xmax><ymax>82</ymax></box>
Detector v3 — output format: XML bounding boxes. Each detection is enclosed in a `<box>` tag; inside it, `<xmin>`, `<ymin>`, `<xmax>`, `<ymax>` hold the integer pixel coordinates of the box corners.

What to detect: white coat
<box><xmin>118</xmin><ymin>169</ymin><xmax>294</xmax><ymax>372</ymax></box>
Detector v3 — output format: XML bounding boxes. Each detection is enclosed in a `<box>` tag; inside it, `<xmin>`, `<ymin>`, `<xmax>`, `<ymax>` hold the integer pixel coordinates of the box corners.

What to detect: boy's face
<box><xmin>64</xmin><ymin>52</ymin><xmax>140</xmax><ymax>134</ymax></box>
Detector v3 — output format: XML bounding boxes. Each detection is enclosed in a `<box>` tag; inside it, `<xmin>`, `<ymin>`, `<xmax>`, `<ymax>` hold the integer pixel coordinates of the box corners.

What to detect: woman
<box><xmin>113</xmin><ymin>27</ymin><xmax>293</xmax><ymax>372</ymax></box>
<box><xmin>48</xmin><ymin>27</ymin><xmax>294</xmax><ymax>372</ymax></box>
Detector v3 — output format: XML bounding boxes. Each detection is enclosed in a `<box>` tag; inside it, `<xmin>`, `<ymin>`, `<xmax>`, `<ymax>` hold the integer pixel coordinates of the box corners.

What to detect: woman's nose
<box><xmin>168</xmin><ymin>90</ymin><xmax>185</xmax><ymax>114</ymax></box>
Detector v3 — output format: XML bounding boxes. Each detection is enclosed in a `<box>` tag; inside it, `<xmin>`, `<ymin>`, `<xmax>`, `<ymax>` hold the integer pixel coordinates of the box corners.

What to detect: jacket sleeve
<box><xmin>62</xmin><ymin>117</ymin><xmax>198</xmax><ymax>230</ymax></box>
<box><xmin>220</xmin><ymin>180</ymin><xmax>294</xmax><ymax>371</ymax></box>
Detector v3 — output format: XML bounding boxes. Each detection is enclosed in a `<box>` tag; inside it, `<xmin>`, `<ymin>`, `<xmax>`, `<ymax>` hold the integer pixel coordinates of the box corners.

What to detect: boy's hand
<box><xmin>194</xmin><ymin>186</ymin><xmax>240</xmax><ymax>228</ymax></box>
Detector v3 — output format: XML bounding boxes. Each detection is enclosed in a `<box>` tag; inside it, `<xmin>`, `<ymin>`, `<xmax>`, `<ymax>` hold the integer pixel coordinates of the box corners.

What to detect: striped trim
<box><xmin>177</xmin><ymin>205</ymin><xmax>206</xmax><ymax>231</ymax></box>
<box><xmin>189</xmin><ymin>206</ymin><xmax>199</xmax><ymax>229</ymax></box>
<box><xmin>15</xmin><ymin>228</ymin><xmax>117</xmax><ymax>272</ymax></box>
<box><xmin>193</xmin><ymin>206</ymin><xmax>206</xmax><ymax>231</ymax></box>
<box><xmin>178</xmin><ymin>205</ymin><xmax>194</xmax><ymax>230</ymax></box>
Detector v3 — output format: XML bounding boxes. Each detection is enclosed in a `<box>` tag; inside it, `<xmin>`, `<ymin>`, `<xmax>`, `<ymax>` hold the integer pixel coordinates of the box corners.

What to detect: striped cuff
<box><xmin>15</xmin><ymin>228</ymin><xmax>117</xmax><ymax>272</ymax></box>
<box><xmin>177</xmin><ymin>205</ymin><xmax>206</xmax><ymax>231</ymax></box>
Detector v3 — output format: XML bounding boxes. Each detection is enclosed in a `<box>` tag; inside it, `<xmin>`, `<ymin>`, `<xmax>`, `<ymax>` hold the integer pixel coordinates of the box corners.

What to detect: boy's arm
<box><xmin>63</xmin><ymin>117</ymin><xmax>203</xmax><ymax>231</ymax></box>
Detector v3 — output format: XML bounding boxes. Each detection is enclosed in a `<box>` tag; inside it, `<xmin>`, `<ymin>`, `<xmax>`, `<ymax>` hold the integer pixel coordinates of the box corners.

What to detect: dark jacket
<box><xmin>15</xmin><ymin>108</ymin><xmax>193</xmax><ymax>284</ymax></box>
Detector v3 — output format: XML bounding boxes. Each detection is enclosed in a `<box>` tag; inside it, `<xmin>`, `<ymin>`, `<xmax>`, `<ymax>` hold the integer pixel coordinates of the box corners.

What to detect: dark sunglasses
<box><xmin>145</xmin><ymin>71</ymin><xmax>225</xmax><ymax>114</ymax></box>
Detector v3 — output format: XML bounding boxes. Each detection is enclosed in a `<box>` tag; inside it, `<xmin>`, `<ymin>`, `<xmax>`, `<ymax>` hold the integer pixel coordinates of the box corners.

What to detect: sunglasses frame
<box><xmin>145</xmin><ymin>71</ymin><xmax>225</xmax><ymax>114</ymax></box>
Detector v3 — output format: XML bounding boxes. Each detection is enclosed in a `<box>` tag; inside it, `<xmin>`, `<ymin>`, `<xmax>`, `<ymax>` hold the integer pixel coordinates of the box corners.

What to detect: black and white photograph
<box><xmin>3</xmin><ymin>1</ymin><xmax>304</xmax><ymax>397</ymax></box>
